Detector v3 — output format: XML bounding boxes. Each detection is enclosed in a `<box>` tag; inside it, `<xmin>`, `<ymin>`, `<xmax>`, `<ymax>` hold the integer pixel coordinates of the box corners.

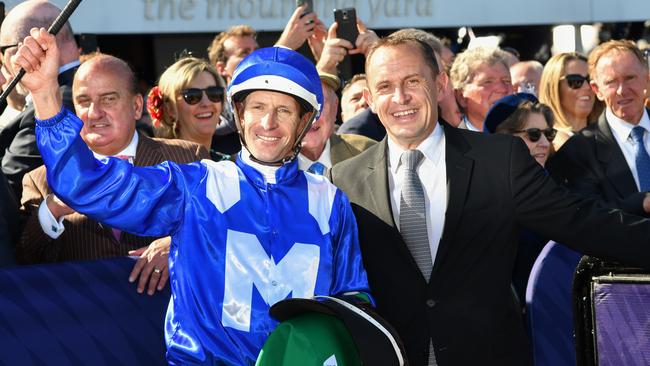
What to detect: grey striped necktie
<box><xmin>399</xmin><ymin>150</ymin><xmax>438</xmax><ymax>365</ymax></box>
<box><xmin>399</xmin><ymin>149</ymin><xmax>433</xmax><ymax>280</ymax></box>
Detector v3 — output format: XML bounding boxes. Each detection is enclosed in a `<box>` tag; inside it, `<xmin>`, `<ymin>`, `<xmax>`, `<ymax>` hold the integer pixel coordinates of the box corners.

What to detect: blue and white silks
<box><xmin>35</xmin><ymin>108</ymin><xmax>371</xmax><ymax>365</ymax></box>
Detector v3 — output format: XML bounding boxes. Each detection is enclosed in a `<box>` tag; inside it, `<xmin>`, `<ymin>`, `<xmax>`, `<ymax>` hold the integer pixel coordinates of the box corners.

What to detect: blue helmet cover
<box><xmin>228</xmin><ymin>47</ymin><xmax>323</xmax><ymax>118</ymax></box>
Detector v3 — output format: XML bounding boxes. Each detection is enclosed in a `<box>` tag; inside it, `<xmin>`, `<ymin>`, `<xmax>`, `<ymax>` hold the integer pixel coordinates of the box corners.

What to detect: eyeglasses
<box><xmin>561</xmin><ymin>74</ymin><xmax>590</xmax><ymax>89</ymax></box>
<box><xmin>181</xmin><ymin>86</ymin><xmax>224</xmax><ymax>105</ymax></box>
<box><xmin>0</xmin><ymin>44</ymin><xmax>17</xmax><ymax>55</ymax></box>
<box><xmin>515</xmin><ymin>127</ymin><xmax>557</xmax><ymax>142</ymax></box>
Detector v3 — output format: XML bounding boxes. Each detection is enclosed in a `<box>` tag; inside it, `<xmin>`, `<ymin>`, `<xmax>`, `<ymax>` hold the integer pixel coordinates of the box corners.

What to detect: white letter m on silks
<box><xmin>221</xmin><ymin>229</ymin><xmax>320</xmax><ymax>332</ymax></box>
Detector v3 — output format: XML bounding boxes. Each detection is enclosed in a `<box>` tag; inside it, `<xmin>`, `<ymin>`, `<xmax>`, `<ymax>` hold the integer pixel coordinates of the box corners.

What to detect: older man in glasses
<box><xmin>552</xmin><ymin>40</ymin><xmax>650</xmax><ymax>217</ymax></box>
<box><xmin>18</xmin><ymin>53</ymin><xmax>208</xmax><ymax>297</ymax></box>
<box><xmin>0</xmin><ymin>0</ymin><xmax>81</xmax><ymax>199</ymax></box>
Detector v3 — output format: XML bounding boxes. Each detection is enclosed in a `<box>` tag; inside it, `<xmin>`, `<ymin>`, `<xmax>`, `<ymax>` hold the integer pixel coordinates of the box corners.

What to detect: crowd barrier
<box><xmin>574</xmin><ymin>256</ymin><xmax>650</xmax><ymax>366</ymax></box>
<box><xmin>2</xmin><ymin>251</ymin><xmax>649</xmax><ymax>366</ymax></box>
<box><xmin>0</xmin><ymin>257</ymin><xmax>170</xmax><ymax>365</ymax></box>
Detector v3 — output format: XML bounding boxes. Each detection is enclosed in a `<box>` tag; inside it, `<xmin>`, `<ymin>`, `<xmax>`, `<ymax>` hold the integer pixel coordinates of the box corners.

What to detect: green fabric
<box><xmin>256</xmin><ymin>313</ymin><xmax>362</xmax><ymax>366</ymax></box>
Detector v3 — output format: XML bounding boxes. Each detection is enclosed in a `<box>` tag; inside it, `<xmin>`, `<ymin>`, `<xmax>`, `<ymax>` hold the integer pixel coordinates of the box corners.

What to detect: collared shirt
<box><xmin>607</xmin><ymin>107</ymin><xmax>650</xmax><ymax>191</ymax></box>
<box><xmin>240</xmin><ymin>148</ymin><xmax>281</xmax><ymax>184</ymax></box>
<box><xmin>463</xmin><ymin>115</ymin><xmax>482</xmax><ymax>132</ymax></box>
<box><xmin>59</xmin><ymin>60</ymin><xmax>81</xmax><ymax>75</ymax></box>
<box><xmin>38</xmin><ymin>132</ymin><xmax>139</xmax><ymax>238</ymax></box>
<box><xmin>0</xmin><ymin>105</ymin><xmax>22</xmax><ymax>129</ymax></box>
<box><xmin>387</xmin><ymin>123</ymin><xmax>448</xmax><ymax>266</ymax></box>
<box><xmin>297</xmin><ymin>139</ymin><xmax>332</xmax><ymax>172</ymax></box>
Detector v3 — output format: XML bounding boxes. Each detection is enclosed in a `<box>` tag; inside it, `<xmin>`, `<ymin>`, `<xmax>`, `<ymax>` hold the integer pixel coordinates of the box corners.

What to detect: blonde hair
<box><xmin>450</xmin><ymin>47</ymin><xmax>510</xmax><ymax>91</ymax></box>
<box><xmin>155</xmin><ymin>57</ymin><xmax>225</xmax><ymax>139</ymax></box>
<box><xmin>538</xmin><ymin>53</ymin><xmax>604</xmax><ymax>132</ymax></box>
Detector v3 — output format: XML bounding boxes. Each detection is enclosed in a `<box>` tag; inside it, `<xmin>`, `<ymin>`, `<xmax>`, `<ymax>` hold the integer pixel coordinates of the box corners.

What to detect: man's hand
<box><xmin>315</xmin><ymin>23</ymin><xmax>354</xmax><ymax>74</ymax></box>
<box><xmin>10</xmin><ymin>27</ymin><xmax>61</xmax><ymax>119</ymax></box>
<box><xmin>275</xmin><ymin>4</ymin><xmax>318</xmax><ymax>50</ymax></box>
<box><xmin>350</xmin><ymin>19</ymin><xmax>379</xmax><ymax>57</ymax></box>
<box><xmin>307</xmin><ymin>19</ymin><xmax>328</xmax><ymax>61</ymax></box>
<box><xmin>128</xmin><ymin>237</ymin><xmax>171</xmax><ymax>295</ymax></box>
<box><xmin>46</xmin><ymin>194</ymin><xmax>75</xmax><ymax>219</ymax></box>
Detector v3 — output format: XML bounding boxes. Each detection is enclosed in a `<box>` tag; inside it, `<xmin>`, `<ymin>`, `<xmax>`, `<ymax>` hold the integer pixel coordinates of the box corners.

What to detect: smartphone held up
<box><xmin>334</xmin><ymin>7</ymin><xmax>359</xmax><ymax>45</ymax></box>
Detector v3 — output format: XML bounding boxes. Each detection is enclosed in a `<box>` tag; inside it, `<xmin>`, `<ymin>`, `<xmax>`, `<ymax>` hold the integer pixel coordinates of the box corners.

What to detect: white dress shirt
<box><xmin>38</xmin><ymin>132</ymin><xmax>139</xmax><ymax>238</ymax></box>
<box><xmin>387</xmin><ymin>123</ymin><xmax>447</xmax><ymax>266</ymax></box>
<box><xmin>298</xmin><ymin>139</ymin><xmax>332</xmax><ymax>171</ymax></box>
<box><xmin>463</xmin><ymin>115</ymin><xmax>482</xmax><ymax>132</ymax></box>
<box><xmin>606</xmin><ymin>108</ymin><xmax>650</xmax><ymax>191</ymax></box>
<box><xmin>59</xmin><ymin>60</ymin><xmax>81</xmax><ymax>75</ymax></box>
<box><xmin>0</xmin><ymin>105</ymin><xmax>22</xmax><ymax>129</ymax></box>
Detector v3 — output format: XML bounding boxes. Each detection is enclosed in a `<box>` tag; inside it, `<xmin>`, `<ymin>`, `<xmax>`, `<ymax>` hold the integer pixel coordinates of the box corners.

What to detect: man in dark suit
<box><xmin>0</xmin><ymin>71</ymin><xmax>18</xmax><ymax>267</ymax></box>
<box><xmin>330</xmin><ymin>34</ymin><xmax>650</xmax><ymax>366</ymax></box>
<box><xmin>551</xmin><ymin>40</ymin><xmax>650</xmax><ymax>216</ymax></box>
<box><xmin>299</xmin><ymin>76</ymin><xmax>375</xmax><ymax>173</ymax></box>
<box><xmin>0</xmin><ymin>0</ymin><xmax>80</xmax><ymax>199</ymax></box>
<box><xmin>18</xmin><ymin>54</ymin><xmax>208</xmax><ymax>295</ymax></box>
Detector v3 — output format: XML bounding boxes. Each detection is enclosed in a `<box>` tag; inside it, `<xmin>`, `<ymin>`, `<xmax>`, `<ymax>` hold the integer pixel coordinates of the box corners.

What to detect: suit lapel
<box><xmin>430</xmin><ymin>124</ymin><xmax>473</xmax><ymax>282</ymax></box>
<box><xmin>134</xmin><ymin>134</ymin><xmax>164</xmax><ymax>167</ymax></box>
<box><xmin>595</xmin><ymin>113</ymin><xmax>638</xmax><ymax>197</ymax></box>
<box><xmin>366</xmin><ymin>139</ymin><xmax>397</xmax><ymax>229</ymax></box>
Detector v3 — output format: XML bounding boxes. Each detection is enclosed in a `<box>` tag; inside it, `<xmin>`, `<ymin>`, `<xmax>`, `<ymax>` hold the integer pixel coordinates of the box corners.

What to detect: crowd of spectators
<box><xmin>0</xmin><ymin>0</ymin><xmax>650</xmax><ymax>365</ymax></box>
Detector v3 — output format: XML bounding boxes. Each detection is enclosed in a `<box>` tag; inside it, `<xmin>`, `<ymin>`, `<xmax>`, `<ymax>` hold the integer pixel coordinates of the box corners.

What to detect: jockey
<box><xmin>15</xmin><ymin>29</ymin><xmax>371</xmax><ymax>365</ymax></box>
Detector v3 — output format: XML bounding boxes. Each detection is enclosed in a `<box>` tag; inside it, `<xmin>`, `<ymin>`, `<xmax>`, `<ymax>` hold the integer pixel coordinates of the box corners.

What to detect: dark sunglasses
<box><xmin>561</xmin><ymin>74</ymin><xmax>590</xmax><ymax>89</ymax></box>
<box><xmin>515</xmin><ymin>127</ymin><xmax>557</xmax><ymax>142</ymax></box>
<box><xmin>0</xmin><ymin>44</ymin><xmax>17</xmax><ymax>55</ymax></box>
<box><xmin>181</xmin><ymin>86</ymin><xmax>224</xmax><ymax>105</ymax></box>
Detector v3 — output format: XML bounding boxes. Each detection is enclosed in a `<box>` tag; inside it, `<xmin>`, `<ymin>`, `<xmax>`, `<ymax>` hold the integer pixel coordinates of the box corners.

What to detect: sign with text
<box><xmin>2</xmin><ymin>0</ymin><xmax>649</xmax><ymax>34</ymax></box>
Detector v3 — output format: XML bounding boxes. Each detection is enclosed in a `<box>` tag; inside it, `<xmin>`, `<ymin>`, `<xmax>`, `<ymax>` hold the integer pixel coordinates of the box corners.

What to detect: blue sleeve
<box><xmin>329</xmin><ymin>189</ymin><xmax>375</xmax><ymax>306</ymax></box>
<box><xmin>35</xmin><ymin>108</ymin><xmax>206</xmax><ymax>237</ymax></box>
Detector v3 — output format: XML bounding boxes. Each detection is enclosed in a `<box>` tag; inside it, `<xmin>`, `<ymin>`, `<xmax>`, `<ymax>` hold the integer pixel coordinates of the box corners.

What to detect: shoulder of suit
<box><xmin>575</xmin><ymin>122</ymin><xmax>601</xmax><ymax>139</ymax></box>
<box><xmin>446</xmin><ymin>123</ymin><xmax>511</xmax><ymax>145</ymax></box>
<box><xmin>338</xmin><ymin>111</ymin><xmax>373</xmax><ymax>131</ymax></box>
<box><xmin>337</xmin><ymin>133</ymin><xmax>376</xmax><ymax>150</ymax></box>
<box><xmin>149</xmin><ymin>136</ymin><xmax>203</xmax><ymax>151</ymax></box>
<box><xmin>331</xmin><ymin>139</ymin><xmax>382</xmax><ymax>176</ymax></box>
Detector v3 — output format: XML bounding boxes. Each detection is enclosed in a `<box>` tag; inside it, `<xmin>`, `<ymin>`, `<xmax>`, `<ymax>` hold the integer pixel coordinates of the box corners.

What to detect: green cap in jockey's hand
<box><xmin>255</xmin><ymin>312</ymin><xmax>361</xmax><ymax>366</ymax></box>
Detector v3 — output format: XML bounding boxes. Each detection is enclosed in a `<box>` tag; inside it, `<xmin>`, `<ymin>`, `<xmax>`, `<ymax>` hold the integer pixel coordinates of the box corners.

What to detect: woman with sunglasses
<box><xmin>539</xmin><ymin>52</ymin><xmax>604</xmax><ymax>150</ymax></box>
<box><xmin>486</xmin><ymin>93</ymin><xmax>556</xmax><ymax>167</ymax></box>
<box><xmin>147</xmin><ymin>57</ymin><xmax>229</xmax><ymax>160</ymax></box>
<box><xmin>484</xmin><ymin>93</ymin><xmax>556</xmax><ymax>306</ymax></box>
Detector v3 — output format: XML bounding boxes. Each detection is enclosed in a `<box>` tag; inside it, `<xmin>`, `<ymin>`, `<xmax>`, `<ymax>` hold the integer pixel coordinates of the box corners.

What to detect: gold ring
<box><xmin>153</xmin><ymin>268</ymin><xmax>162</xmax><ymax>274</ymax></box>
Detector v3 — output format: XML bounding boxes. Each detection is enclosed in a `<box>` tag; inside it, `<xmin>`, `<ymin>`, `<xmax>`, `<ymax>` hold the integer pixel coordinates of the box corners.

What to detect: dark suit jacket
<box><xmin>337</xmin><ymin>109</ymin><xmax>386</xmax><ymax>141</ymax></box>
<box><xmin>331</xmin><ymin>123</ymin><xmax>650</xmax><ymax>366</ymax></box>
<box><xmin>211</xmin><ymin>114</ymin><xmax>242</xmax><ymax>155</ymax></box>
<box><xmin>549</xmin><ymin>109</ymin><xmax>650</xmax><ymax>217</ymax></box>
<box><xmin>0</xmin><ymin>67</ymin><xmax>78</xmax><ymax>199</ymax></box>
<box><xmin>17</xmin><ymin>134</ymin><xmax>209</xmax><ymax>264</ymax></box>
<box><xmin>0</xmin><ymin>171</ymin><xmax>18</xmax><ymax>267</ymax></box>
<box><xmin>330</xmin><ymin>133</ymin><xmax>376</xmax><ymax>165</ymax></box>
